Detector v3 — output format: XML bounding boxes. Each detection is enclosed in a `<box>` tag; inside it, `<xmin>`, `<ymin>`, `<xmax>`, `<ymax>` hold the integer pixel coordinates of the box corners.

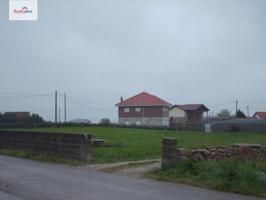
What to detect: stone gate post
<box><xmin>162</xmin><ymin>137</ymin><xmax>177</xmax><ymax>167</ymax></box>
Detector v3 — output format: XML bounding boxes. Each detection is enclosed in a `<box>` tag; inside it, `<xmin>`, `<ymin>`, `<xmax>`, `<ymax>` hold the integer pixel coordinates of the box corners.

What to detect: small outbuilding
<box><xmin>169</xmin><ymin>104</ymin><xmax>209</xmax><ymax>129</ymax></box>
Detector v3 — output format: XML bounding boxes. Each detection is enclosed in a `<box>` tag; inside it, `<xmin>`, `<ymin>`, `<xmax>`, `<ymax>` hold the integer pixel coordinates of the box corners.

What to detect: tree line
<box><xmin>0</xmin><ymin>113</ymin><xmax>44</xmax><ymax>123</ymax></box>
<box><xmin>217</xmin><ymin>109</ymin><xmax>246</xmax><ymax>118</ymax></box>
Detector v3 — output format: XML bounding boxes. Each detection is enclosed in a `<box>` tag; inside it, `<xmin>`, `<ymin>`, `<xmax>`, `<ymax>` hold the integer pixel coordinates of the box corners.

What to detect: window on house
<box><xmin>124</xmin><ymin>108</ymin><xmax>130</xmax><ymax>112</ymax></box>
<box><xmin>135</xmin><ymin>107</ymin><xmax>141</xmax><ymax>112</ymax></box>
<box><xmin>163</xmin><ymin>107</ymin><xmax>168</xmax><ymax>111</ymax></box>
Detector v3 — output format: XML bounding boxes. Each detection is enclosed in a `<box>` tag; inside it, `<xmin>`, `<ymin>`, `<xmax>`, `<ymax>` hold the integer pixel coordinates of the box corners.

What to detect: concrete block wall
<box><xmin>0</xmin><ymin>130</ymin><xmax>91</xmax><ymax>161</ymax></box>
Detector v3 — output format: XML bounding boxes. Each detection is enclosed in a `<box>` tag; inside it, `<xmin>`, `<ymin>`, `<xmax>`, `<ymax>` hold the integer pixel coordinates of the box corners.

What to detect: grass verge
<box><xmin>147</xmin><ymin>159</ymin><xmax>266</xmax><ymax>197</ymax></box>
<box><xmin>29</xmin><ymin>127</ymin><xmax>266</xmax><ymax>163</ymax></box>
<box><xmin>0</xmin><ymin>149</ymin><xmax>85</xmax><ymax>166</ymax></box>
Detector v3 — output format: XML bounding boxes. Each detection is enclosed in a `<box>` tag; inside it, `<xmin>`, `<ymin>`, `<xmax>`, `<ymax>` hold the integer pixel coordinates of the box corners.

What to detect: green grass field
<box><xmin>148</xmin><ymin>159</ymin><xmax>266</xmax><ymax>197</ymax></box>
<box><xmin>29</xmin><ymin>127</ymin><xmax>266</xmax><ymax>163</ymax></box>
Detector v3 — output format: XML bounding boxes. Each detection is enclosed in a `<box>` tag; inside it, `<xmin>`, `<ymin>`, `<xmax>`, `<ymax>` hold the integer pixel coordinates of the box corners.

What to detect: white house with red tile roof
<box><xmin>115</xmin><ymin>92</ymin><xmax>171</xmax><ymax>126</ymax></box>
<box><xmin>253</xmin><ymin>112</ymin><xmax>266</xmax><ymax>119</ymax></box>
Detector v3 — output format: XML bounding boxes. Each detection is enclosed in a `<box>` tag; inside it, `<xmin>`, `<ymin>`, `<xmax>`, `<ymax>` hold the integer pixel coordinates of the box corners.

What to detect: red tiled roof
<box><xmin>170</xmin><ymin>104</ymin><xmax>209</xmax><ymax>111</ymax></box>
<box><xmin>116</xmin><ymin>92</ymin><xmax>171</xmax><ymax>107</ymax></box>
<box><xmin>254</xmin><ymin>112</ymin><xmax>266</xmax><ymax>119</ymax></box>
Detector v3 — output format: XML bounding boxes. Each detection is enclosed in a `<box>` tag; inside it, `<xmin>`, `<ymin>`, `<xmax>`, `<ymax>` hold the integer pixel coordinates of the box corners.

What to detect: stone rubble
<box><xmin>162</xmin><ymin>138</ymin><xmax>266</xmax><ymax>167</ymax></box>
<box><xmin>176</xmin><ymin>144</ymin><xmax>266</xmax><ymax>163</ymax></box>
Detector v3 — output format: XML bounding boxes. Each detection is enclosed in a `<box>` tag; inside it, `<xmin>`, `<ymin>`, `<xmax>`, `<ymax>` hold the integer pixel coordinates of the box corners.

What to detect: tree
<box><xmin>23</xmin><ymin>113</ymin><xmax>44</xmax><ymax>123</ymax></box>
<box><xmin>0</xmin><ymin>112</ymin><xmax>44</xmax><ymax>123</ymax></box>
<box><xmin>236</xmin><ymin>110</ymin><xmax>246</xmax><ymax>118</ymax></box>
<box><xmin>99</xmin><ymin>118</ymin><xmax>111</xmax><ymax>126</ymax></box>
<box><xmin>217</xmin><ymin>109</ymin><xmax>230</xmax><ymax>117</ymax></box>
<box><xmin>0</xmin><ymin>113</ymin><xmax>20</xmax><ymax>123</ymax></box>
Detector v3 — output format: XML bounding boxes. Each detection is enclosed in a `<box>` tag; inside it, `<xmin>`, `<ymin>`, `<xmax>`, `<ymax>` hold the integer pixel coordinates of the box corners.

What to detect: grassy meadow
<box><xmin>26</xmin><ymin>127</ymin><xmax>266</xmax><ymax>163</ymax></box>
<box><xmin>148</xmin><ymin>159</ymin><xmax>266</xmax><ymax>197</ymax></box>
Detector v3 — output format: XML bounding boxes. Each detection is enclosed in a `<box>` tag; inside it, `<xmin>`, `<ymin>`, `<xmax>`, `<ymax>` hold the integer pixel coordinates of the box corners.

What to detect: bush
<box><xmin>256</xmin><ymin>171</ymin><xmax>266</xmax><ymax>188</ymax></box>
<box><xmin>99</xmin><ymin>118</ymin><xmax>111</xmax><ymax>126</ymax></box>
<box><xmin>217</xmin><ymin>109</ymin><xmax>230</xmax><ymax>117</ymax></box>
<box><xmin>236</xmin><ymin>110</ymin><xmax>246</xmax><ymax>118</ymax></box>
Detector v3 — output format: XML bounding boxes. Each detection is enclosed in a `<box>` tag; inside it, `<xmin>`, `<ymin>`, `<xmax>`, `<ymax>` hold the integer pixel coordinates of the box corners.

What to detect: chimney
<box><xmin>120</xmin><ymin>96</ymin><xmax>123</xmax><ymax>102</ymax></box>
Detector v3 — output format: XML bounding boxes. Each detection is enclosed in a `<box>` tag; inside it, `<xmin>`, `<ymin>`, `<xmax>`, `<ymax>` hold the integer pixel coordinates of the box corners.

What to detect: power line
<box><xmin>208</xmin><ymin>100</ymin><xmax>235</xmax><ymax>108</ymax></box>
<box><xmin>239</xmin><ymin>100</ymin><xmax>266</xmax><ymax>105</ymax></box>
<box><xmin>0</xmin><ymin>92</ymin><xmax>39</xmax><ymax>95</ymax></box>
<box><xmin>60</xmin><ymin>93</ymin><xmax>115</xmax><ymax>108</ymax></box>
<box><xmin>67</xmin><ymin>97</ymin><xmax>116</xmax><ymax>112</ymax></box>
<box><xmin>0</xmin><ymin>93</ymin><xmax>53</xmax><ymax>98</ymax></box>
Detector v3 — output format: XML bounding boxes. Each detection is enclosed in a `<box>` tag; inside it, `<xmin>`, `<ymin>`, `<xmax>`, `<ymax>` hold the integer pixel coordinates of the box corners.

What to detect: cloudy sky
<box><xmin>0</xmin><ymin>0</ymin><xmax>266</xmax><ymax>122</ymax></box>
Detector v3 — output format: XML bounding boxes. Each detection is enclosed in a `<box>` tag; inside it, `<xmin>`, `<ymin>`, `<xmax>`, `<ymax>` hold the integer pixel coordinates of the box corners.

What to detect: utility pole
<box><xmin>247</xmin><ymin>105</ymin><xmax>250</xmax><ymax>118</ymax></box>
<box><xmin>64</xmin><ymin>92</ymin><xmax>66</xmax><ymax>124</ymax></box>
<box><xmin>59</xmin><ymin>108</ymin><xmax>61</xmax><ymax>123</ymax></box>
<box><xmin>235</xmin><ymin>100</ymin><xmax>238</xmax><ymax>117</ymax></box>
<box><xmin>55</xmin><ymin>90</ymin><xmax>58</xmax><ymax>123</ymax></box>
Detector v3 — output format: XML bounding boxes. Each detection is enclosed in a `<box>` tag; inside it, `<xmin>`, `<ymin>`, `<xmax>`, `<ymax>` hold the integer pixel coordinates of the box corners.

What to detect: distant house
<box><xmin>169</xmin><ymin>104</ymin><xmax>209</xmax><ymax>128</ymax></box>
<box><xmin>253</xmin><ymin>112</ymin><xmax>266</xmax><ymax>120</ymax></box>
<box><xmin>69</xmin><ymin>119</ymin><xmax>91</xmax><ymax>124</ymax></box>
<box><xmin>115</xmin><ymin>92</ymin><xmax>171</xmax><ymax>126</ymax></box>
<box><xmin>4</xmin><ymin>112</ymin><xmax>30</xmax><ymax>120</ymax></box>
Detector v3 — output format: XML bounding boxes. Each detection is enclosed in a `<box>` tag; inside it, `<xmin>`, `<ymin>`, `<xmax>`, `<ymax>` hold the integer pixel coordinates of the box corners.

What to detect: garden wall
<box><xmin>0</xmin><ymin>130</ymin><xmax>91</xmax><ymax>161</ymax></box>
<box><xmin>162</xmin><ymin>137</ymin><xmax>266</xmax><ymax>167</ymax></box>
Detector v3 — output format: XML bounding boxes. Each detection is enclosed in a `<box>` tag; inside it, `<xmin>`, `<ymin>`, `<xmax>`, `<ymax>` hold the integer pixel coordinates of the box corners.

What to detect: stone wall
<box><xmin>162</xmin><ymin>137</ymin><xmax>266</xmax><ymax>167</ymax></box>
<box><xmin>0</xmin><ymin>130</ymin><xmax>91</xmax><ymax>161</ymax></box>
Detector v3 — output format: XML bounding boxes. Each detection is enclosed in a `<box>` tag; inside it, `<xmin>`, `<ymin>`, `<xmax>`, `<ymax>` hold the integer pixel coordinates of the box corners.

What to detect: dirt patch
<box><xmin>80</xmin><ymin>159</ymin><xmax>161</xmax><ymax>177</ymax></box>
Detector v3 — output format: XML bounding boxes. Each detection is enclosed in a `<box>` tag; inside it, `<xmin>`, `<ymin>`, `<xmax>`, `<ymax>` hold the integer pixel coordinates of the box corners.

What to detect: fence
<box><xmin>210</xmin><ymin>119</ymin><xmax>266</xmax><ymax>133</ymax></box>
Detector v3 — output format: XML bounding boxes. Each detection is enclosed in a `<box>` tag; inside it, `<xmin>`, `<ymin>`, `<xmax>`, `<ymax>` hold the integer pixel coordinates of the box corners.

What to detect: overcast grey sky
<box><xmin>0</xmin><ymin>0</ymin><xmax>266</xmax><ymax>122</ymax></box>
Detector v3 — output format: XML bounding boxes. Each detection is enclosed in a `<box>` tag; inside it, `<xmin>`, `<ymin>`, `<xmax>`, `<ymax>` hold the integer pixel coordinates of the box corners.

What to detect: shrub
<box><xmin>256</xmin><ymin>171</ymin><xmax>266</xmax><ymax>187</ymax></box>
<box><xmin>99</xmin><ymin>118</ymin><xmax>111</xmax><ymax>126</ymax></box>
<box><xmin>217</xmin><ymin>109</ymin><xmax>230</xmax><ymax>117</ymax></box>
<box><xmin>151</xmin><ymin>159</ymin><xmax>266</xmax><ymax>197</ymax></box>
<box><xmin>236</xmin><ymin>110</ymin><xmax>246</xmax><ymax>118</ymax></box>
